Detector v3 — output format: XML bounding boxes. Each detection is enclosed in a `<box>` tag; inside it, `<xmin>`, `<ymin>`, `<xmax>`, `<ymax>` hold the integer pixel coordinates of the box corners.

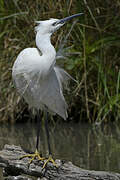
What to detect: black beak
<box><xmin>58</xmin><ymin>13</ymin><xmax>83</xmax><ymax>24</ymax></box>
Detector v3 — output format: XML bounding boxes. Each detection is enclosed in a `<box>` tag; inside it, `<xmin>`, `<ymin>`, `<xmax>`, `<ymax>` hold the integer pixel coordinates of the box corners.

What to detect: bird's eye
<box><xmin>52</xmin><ymin>22</ymin><xmax>57</xmax><ymax>26</ymax></box>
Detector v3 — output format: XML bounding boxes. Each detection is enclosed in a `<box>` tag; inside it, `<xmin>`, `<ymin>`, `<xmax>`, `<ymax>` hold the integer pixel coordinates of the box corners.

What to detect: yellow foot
<box><xmin>20</xmin><ymin>149</ymin><xmax>45</xmax><ymax>164</ymax></box>
<box><xmin>42</xmin><ymin>155</ymin><xmax>57</xmax><ymax>169</ymax></box>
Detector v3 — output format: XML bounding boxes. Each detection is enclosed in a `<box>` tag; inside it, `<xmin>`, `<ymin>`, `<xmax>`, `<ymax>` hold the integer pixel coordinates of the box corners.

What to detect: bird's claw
<box><xmin>20</xmin><ymin>150</ymin><xmax>57</xmax><ymax>169</ymax></box>
<box><xmin>42</xmin><ymin>155</ymin><xmax>57</xmax><ymax>169</ymax></box>
<box><xmin>20</xmin><ymin>149</ymin><xmax>45</xmax><ymax>164</ymax></box>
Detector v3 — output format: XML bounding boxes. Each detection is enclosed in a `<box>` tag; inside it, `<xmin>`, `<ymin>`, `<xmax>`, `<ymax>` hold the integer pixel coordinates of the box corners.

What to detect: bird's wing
<box><xmin>12</xmin><ymin>68</ymin><xmax>68</xmax><ymax>120</ymax></box>
<box><xmin>12</xmin><ymin>71</ymin><xmax>40</xmax><ymax>108</ymax></box>
<box><xmin>37</xmin><ymin>69</ymin><xmax>68</xmax><ymax>120</ymax></box>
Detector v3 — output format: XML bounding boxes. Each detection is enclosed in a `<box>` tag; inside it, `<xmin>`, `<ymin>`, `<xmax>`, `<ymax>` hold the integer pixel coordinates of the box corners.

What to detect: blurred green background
<box><xmin>0</xmin><ymin>0</ymin><xmax>120</xmax><ymax>123</ymax></box>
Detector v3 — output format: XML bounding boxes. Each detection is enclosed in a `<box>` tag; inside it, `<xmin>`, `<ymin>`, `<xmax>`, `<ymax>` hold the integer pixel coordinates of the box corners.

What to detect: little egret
<box><xmin>12</xmin><ymin>13</ymin><xmax>83</xmax><ymax>168</ymax></box>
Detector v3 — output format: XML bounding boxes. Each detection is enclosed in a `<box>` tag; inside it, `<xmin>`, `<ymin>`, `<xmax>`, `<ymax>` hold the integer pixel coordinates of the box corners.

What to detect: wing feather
<box><xmin>12</xmin><ymin>68</ymin><xmax>68</xmax><ymax>120</ymax></box>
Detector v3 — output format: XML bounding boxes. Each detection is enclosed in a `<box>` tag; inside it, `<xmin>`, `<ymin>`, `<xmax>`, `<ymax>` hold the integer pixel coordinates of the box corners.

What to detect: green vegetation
<box><xmin>0</xmin><ymin>0</ymin><xmax>120</xmax><ymax>123</ymax></box>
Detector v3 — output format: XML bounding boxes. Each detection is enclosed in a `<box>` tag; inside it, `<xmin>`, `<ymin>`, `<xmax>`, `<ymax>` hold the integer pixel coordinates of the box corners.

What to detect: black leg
<box><xmin>44</xmin><ymin>111</ymin><xmax>52</xmax><ymax>155</ymax></box>
<box><xmin>20</xmin><ymin>110</ymin><xmax>44</xmax><ymax>166</ymax></box>
<box><xmin>42</xmin><ymin>111</ymin><xmax>57</xmax><ymax>169</ymax></box>
<box><xmin>36</xmin><ymin>109</ymin><xmax>41</xmax><ymax>150</ymax></box>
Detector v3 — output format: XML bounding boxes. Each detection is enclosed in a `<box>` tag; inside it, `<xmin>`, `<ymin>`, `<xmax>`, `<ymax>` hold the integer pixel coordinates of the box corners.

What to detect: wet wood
<box><xmin>0</xmin><ymin>144</ymin><xmax>120</xmax><ymax>180</ymax></box>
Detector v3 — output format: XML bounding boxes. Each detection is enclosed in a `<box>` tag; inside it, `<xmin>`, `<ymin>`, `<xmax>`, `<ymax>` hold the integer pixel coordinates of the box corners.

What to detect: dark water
<box><xmin>0</xmin><ymin>122</ymin><xmax>120</xmax><ymax>179</ymax></box>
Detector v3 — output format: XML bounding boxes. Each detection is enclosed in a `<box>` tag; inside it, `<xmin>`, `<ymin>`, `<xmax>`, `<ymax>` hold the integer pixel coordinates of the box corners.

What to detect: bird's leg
<box><xmin>36</xmin><ymin>109</ymin><xmax>41</xmax><ymax>151</ymax></box>
<box><xmin>42</xmin><ymin>111</ymin><xmax>57</xmax><ymax>169</ymax></box>
<box><xmin>20</xmin><ymin>110</ymin><xmax>45</xmax><ymax>164</ymax></box>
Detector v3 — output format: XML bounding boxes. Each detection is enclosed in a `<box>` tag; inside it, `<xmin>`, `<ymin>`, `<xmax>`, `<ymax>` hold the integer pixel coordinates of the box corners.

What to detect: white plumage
<box><xmin>12</xmin><ymin>18</ymin><xmax>74</xmax><ymax>120</ymax></box>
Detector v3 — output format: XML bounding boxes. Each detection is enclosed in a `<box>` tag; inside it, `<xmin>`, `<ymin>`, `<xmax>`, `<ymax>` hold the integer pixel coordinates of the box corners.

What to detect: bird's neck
<box><xmin>36</xmin><ymin>32</ymin><xmax>56</xmax><ymax>60</ymax></box>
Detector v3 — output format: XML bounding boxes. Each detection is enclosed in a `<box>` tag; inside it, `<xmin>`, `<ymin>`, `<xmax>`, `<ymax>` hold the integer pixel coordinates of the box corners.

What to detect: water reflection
<box><xmin>0</xmin><ymin>122</ymin><xmax>120</xmax><ymax>179</ymax></box>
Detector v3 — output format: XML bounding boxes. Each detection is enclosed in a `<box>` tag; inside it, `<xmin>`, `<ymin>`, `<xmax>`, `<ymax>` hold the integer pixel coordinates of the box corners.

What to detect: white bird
<box><xmin>12</xmin><ymin>13</ymin><xmax>83</xmax><ymax>168</ymax></box>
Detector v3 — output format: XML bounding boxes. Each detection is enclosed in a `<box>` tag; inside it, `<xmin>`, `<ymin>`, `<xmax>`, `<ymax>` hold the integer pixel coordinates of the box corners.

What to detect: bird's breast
<box><xmin>13</xmin><ymin>47</ymin><xmax>56</xmax><ymax>78</ymax></box>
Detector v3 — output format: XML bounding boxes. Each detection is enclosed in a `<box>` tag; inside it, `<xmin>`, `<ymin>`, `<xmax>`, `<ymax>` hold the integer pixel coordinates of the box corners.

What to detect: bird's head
<box><xmin>35</xmin><ymin>13</ymin><xmax>83</xmax><ymax>35</ymax></box>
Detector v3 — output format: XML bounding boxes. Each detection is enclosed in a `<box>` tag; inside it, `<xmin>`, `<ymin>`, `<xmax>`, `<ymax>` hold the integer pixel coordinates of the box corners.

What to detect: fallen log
<box><xmin>0</xmin><ymin>145</ymin><xmax>120</xmax><ymax>180</ymax></box>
